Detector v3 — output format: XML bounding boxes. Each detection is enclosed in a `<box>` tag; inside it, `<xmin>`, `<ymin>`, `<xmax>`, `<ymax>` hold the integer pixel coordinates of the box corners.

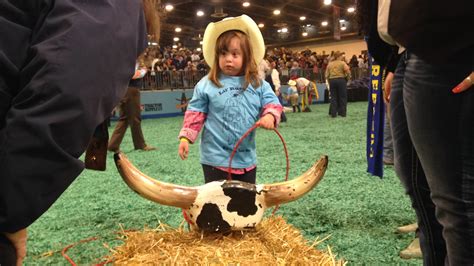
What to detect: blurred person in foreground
<box><xmin>359</xmin><ymin>0</ymin><xmax>473</xmax><ymax>264</ymax></box>
<box><xmin>0</xmin><ymin>0</ymin><xmax>160</xmax><ymax>264</ymax></box>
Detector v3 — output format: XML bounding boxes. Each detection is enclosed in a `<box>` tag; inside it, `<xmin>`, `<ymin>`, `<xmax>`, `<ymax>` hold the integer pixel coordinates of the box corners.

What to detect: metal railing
<box><xmin>141</xmin><ymin>67</ymin><xmax>370</xmax><ymax>90</ymax></box>
<box><xmin>143</xmin><ymin>70</ymin><xmax>208</xmax><ymax>90</ymax></box>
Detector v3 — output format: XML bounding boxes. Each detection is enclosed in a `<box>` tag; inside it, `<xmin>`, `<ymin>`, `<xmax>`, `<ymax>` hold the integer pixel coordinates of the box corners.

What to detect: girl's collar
<box><xmin>220</xmin><ymin>73</ymin><xmax>244</xmax><ymax>79</ymax></box>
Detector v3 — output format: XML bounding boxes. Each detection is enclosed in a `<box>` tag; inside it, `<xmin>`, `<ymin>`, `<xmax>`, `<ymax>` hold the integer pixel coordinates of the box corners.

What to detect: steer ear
<box><xmin>114</xmin><ymin>152</ymin><xmax>198</xmax><ymax>209</ymax></box>
<box><xmin>263</xmin><ymin>155</ymin><xmax>328</xmax><ymax>207</ymax></box>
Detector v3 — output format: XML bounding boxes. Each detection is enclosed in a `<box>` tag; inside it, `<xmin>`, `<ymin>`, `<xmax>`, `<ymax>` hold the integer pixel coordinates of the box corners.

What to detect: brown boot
<box><xmin>396</xmin><ymin>223</ymin><xmax>418</xmax><ymax>234</ymax></box>
<box><xmin>400</xmin><ymin>238</ymin><xmax>422</xmax><ymax>259</ymax></box>
<box><xmin>140</xmin><ymin>145</ymin><xmax>156</xmax><ymax>151</ymax></box>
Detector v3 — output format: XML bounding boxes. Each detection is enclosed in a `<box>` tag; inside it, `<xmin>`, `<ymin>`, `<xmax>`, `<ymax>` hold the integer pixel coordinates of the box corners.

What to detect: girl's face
<box><xmin>218</xmin><ymin>36</ymin><xmax>243</xmax><ymax>76</ymax></box>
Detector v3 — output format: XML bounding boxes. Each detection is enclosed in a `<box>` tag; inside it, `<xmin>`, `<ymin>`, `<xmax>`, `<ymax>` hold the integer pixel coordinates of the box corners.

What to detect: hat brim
<box><xmin>202</xmin><ymin>15</ymin><xmax>265</xmax><ymax>68</ymax></box>
<box><xmin>288</xmin><ymin>80</ymin><xmax>297</xmax><ymax>86</ymax></box>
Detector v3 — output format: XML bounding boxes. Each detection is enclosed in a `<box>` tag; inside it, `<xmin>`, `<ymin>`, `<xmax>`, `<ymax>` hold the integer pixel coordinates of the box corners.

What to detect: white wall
<box><xmin>291</xmin><ymin>39</ymin><xmax>367</xmax><ymax>58</ymax></box>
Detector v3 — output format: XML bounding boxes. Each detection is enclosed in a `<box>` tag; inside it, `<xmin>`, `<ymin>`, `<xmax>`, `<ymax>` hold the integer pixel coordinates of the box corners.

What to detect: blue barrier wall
<box><xmin>140</xmin><ymin>89</ymin><xmax>194</xmax><ymax>119</ymax></box>
<box><xmin>114</xmin><ymin>83</ymin><xmax>328</xmax><ymax>119</ymax></box>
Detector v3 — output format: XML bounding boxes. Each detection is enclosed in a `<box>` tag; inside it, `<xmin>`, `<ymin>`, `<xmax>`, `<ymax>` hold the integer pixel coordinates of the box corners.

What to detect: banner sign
<box><xmin>366</xmin><ymin>57</ymin><xmax>385</xmax><ymax>177</ymax></box>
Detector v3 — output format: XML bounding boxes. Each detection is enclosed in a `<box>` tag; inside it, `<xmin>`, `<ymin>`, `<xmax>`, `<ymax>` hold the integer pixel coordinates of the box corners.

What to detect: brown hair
<box><xmin>208</xmin><ymin>30</ymin><xmax>261</xmax><ymax>89</ymax></box>
<box><xmin>142</xmin><ymin>0</ymin><xmax>161</xmax><ymax>42</ymax></box>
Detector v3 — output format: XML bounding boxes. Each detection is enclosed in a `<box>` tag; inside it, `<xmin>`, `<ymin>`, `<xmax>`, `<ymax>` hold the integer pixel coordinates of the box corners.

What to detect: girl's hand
<box><xmin>4</xmin><ymin>228</ymin><xmax>27</xmax><ymax>266</ymax></box>
<box><xmin>452</xmin><ymin>71</ymin><xmax>474</xmax><ymax>93</ymax></box>
<box><xmin>178</xmin><ymin>140</ymin><xmax>189</xmax><ymax>160</ymax></box>
<box><xmin>257</xmin><ymin>114</ymin><xmax>275</xmax><ymax>130</ymax></box>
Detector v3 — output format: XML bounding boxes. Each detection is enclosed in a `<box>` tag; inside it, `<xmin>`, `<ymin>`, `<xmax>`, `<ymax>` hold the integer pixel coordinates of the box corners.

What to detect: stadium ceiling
<box><xmin>157</xmin><ymin>0</ymin><xmax>359</xmax><ymax>49</ymax></box>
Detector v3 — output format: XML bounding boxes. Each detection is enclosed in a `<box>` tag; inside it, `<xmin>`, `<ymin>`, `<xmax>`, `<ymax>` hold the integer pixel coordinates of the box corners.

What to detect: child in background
<box><xmin>295</xmin><ymin>77</ymin><xmax>318</xmax><ymax>112</ymax></box>
<box><xmin>177</xmin><ymin>15</ymin><xmax>282</xmax><ymax>184</ymax></box>
<box><xmin>287</xmin><ymin>80</ymin><xmax>300</xmax><ymax>112</ymax></box>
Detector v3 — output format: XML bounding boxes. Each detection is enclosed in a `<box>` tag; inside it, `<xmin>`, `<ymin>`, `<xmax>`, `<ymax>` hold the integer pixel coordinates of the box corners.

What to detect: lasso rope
<box><xmin>227</xmin><ymin>122</ymin><xmax>290</xmax><ymax>215</ymax></box>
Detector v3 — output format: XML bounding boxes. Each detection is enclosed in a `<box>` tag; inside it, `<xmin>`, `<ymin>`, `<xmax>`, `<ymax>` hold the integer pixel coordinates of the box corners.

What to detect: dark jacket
<box><xmin>0</xmin><ymin>0</ymin><xmax>147</xmax><ymax>232</ymax></box>
<box><xmin>388</xmin><ymin>0</ymin><xmax>473</xmax><ymax>65</ymax></box>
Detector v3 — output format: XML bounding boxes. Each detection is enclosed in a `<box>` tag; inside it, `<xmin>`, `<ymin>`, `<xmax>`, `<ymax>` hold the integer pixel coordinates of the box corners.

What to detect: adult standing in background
<box><xmin>108</xmin><ymin>55</ymin><xmax>156</xmax><ymax>153</ymax></box>
<box><xmin>325</xmin><ymin>51</ymin><xmax>350</xmax><ymax>117</ymax></box>
<box><xmin>266</xmin><ymin>60</ymin><xmax>287</xmax><ymax>122</ymax></box>
<box><xmin>258</xmin><ymin>54</ymin><xmax>271</xmax><ymax>81</ymax></box>
<box><xmin>361</xmin><ymin>0</ymin><xmax>474</xmax><ymax>264</ymax></box>
<box><xmin>0</xmin><ymin>0</ymin><xmax>160</xmax><ymax>264</ymax></box>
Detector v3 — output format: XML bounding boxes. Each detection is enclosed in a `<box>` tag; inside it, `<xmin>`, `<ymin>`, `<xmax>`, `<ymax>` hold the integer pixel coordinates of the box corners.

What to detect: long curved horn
<box><xmin>114</xmin><ymin>152</ymin><xmax>197</xmax><ymax>209</ymax></box>
<box><xmin>263</xmin><ymin>155</ymin><xmax>328</xmax><ymax>207</ymax></box>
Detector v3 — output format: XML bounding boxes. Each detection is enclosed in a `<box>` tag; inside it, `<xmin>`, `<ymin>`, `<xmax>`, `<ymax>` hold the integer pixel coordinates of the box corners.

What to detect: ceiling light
<box><xmin>341</xmin><ymin>26</ymin><xmax>347</xmax><ymax>31</ymax></box>
<box><xmin>321</xmin><ymin>21</ymin><xmax>328</xmax><ymax>26</ymax></box>
<box><xmin>173</xmin><ymin>37</ymin><xmax>179</xmax><ymax>42</ymax></box>
<box><xmin>273</xmin><ymin>9</ymin><xmax>280</xmax><ymax>15</ymax></box>
<box><xmin>172</xmin><ymin>44</ymin><xmax>178</xmax><ymax>49</ymax></box>
<box><xmin>196</xmin><ymin>10</ymin><xmax>204</xmax><ymax>16</ymax></box>
<box><xmin>175</xmin><ymin>27</ymin><xmax>182</xmax><ymax>32</ymax></box>
<box><xmin>306</xmin><ymin>24</ymin><xmax>312</xmax><ymax>27</ymax></box>
<box><xmin>197</xmin><ymin>47</ymin><xmax>202</xmax><ymax>51</ymax></box>
<box><xmin>242</xmin><ymin>2</ymin><xmax>250</xmax><ymax>7</ymax></box>
<box><xmin>324</xmin><ymin>0</ymin><xmax>332</xmax><ymax>5</ymax></box>
<box><xmin>258</xmin><ymin>23</ymin><xmax>264</xmax><ymax>28</ymax></box>
<box><xmin>277</xmin><ymin>29</ymin><xmax>281</xmax><ymax>33</ymax></box>
<box><xmin>299</xmin><ymin>16</ymin><xmax>306</xmax><ymax>21</ymax></box>
<box><xmin>302</xmin><ymin>32</ymin><xmax>308</xmax><ymax>37</ymax></box>
<box><xmin>347</xmin><ymin>7</ymin><xmax>355</xmax><ymax>13</ymax></box>
<box><xmin>165</xmin><ymin>4</ymin><xmax>174</xmax><ymax>11</ymax></box>
<box><xmin>281</xmin><ymin>27</ymin><xmax>288</xmax><ymax>33</ymax></box>
<box><xmin>339</xmin><ymin>19</ymin><xmax>345</xmax><ymax>23</ymax></box>
<box><xmin>199</xmin><ymin>41</ymin><xmax>203</xmax><ymax>45</ymax></box>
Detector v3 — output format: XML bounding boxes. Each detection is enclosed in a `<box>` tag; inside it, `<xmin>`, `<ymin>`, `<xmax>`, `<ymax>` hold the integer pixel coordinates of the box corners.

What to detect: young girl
<box><xmin>287</xmin><ymin>80</ymin><xmax>300</xmax><ymax>112</ymax></box>
<box><xmin>177</xmin><ymin>15</ymin><xmax>282</xmax><ymax>184</ymax></box>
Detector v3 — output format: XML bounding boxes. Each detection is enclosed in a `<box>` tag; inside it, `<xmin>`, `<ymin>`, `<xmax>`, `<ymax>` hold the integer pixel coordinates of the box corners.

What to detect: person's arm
<box><xmin>343</xmin><ymin>62</ymin><xmax>351</xmax><ymax>74</ymax></box>
<box><xmin>271</xmin><ymin>69</ymin><xmax>281</xmax><ymax>92</ymax></box>
<box><xmin>0</xmin><ymin>2</ymin><xmax>147</xmax><ymax>265</ymax></box>
<box><xmin>3</xmin><ymin>229</ymin><xmax>27</xmax><ymax>266</ymax></box>
<box><xmin>383</xmin><ymin>49</ymin><xmax>401</xmax><ymax>103</ymax></box>
<box><xmin>151</xmin><ymin>58</ymin><xmax>159</xmax><ymax>73</ymax></box>
<box><xmin>259</xmin><ymin>104</ymin><xmax>282</xmax><ymax>129</ymax></box>
<box><xmin>178</xmin><ymin>110</ymin><xmax>207</xmax><ymax>160</ymax></box>
<box><xmin>259</xmin><ymin>82</ymin><xmax>283</xmax><ymax>129</ymax></box>
<box><xmin>178</xmin><ymin>111</ymin><xmax>207</xmax><ymax>144</ymax></box>
<box><xmin>177</xmin><ymin>80</ymin><xmax>208</xmax><ymax>159</ymax></box>
<box><xmin>132</xmin><ymin>64</ymin><xmax>147</xmax><ymax>79</ymax></box>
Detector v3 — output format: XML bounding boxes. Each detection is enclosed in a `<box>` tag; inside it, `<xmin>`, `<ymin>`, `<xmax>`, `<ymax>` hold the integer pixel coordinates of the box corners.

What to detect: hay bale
<box><xmin>111</xmin><ymin>216</ymin><xmax>345</xmax><ymax>265</ymax></box>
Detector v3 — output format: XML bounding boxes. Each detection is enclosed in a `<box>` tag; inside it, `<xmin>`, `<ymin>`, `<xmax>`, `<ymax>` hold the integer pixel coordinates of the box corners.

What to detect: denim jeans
<box><xmin>383</xmin><ymin>107</ymin><xmax>393</xmax><ymax>163</ymax></box>
<box><xmin>391</xmin><ymin>52</ymin><xmax>474</xmax><ymax>265</ymax></box>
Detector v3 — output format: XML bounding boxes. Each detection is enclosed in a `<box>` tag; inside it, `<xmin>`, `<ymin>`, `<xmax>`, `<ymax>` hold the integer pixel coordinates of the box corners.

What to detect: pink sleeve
<box><xmin>178</xmin><ymin>110</ymin><xmax>207</xmax><ymax>143</ymax></box>
<box><xmin>261</xmin><ymin>103</ymin><xmax>283</xmax><ymax>127</ymax></box>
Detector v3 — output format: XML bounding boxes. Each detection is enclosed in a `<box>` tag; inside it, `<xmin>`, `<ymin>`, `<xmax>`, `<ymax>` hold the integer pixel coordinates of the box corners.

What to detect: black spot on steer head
<box><xmin>222</xmin><ymin>182</ymin><xmax>259</xmax><ymax>217</ymax></box>
<box><xmin>196</xmin><ymin>203</ymin><xmax>231</xmax><ymax>232</ymax></box>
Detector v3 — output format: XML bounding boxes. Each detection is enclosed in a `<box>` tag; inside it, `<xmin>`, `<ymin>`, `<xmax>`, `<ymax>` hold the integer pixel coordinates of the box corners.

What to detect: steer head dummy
<box><xmin>114</xmin><ymin>153</ymin><xmax>328</xmax><ymax>233</ymax></box>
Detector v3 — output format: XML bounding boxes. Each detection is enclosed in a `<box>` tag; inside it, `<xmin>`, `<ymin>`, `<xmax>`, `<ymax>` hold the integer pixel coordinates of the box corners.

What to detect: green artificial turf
<box><xmin>25</xmin><ymin>101</ymin><xmax>420</xmax><ymax>265</ymax></box>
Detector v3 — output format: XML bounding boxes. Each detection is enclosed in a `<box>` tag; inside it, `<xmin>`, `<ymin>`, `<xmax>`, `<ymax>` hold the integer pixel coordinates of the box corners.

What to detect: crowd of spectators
<box><xmin>140</xmin><ymin>43</ymin><xmax>370</xmax><ymax>90</ymax></box>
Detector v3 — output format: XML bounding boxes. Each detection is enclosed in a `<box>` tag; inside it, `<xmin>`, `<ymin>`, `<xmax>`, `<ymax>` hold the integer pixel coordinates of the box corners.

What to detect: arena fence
<box><xmin>141</xmin><ymin>68</ymin><xmax>370</xmax><ymax>91</ymax></box>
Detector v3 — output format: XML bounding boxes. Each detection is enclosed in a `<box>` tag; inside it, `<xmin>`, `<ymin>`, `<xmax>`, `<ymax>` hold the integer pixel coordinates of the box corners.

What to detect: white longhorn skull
<box><xmin>114</xmin><ymin>153</ymin><xmax>328</xmax><ymax>232</ymax></box>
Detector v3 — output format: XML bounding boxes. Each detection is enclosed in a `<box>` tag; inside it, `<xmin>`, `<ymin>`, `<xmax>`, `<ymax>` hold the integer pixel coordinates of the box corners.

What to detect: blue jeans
<box><xmin>391</xmin><ymin>52</ymin><xmax>474</xmax><ymax>265</ymax></box>
<box><xmin>383</xmin><ymin>107</ymin><xmax>393</xmax><ymax>163</ymax></box>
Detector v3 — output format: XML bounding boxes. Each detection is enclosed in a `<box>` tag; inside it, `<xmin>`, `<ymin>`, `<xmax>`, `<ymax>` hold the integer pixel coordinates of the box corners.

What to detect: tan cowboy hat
<box><xmin>202</xmin><ymin>14</ymin><xmax>265</xmax><ymax>67</ymax></box>
<box><xmin>288</xmin><ymin>80</ymin><xmax>297</xmax><ymax>86</ymax></box>
<box><xmin>333</xmin><ymin>51</ymin><xmax>344</xmax><ymax>59</ymax></box>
